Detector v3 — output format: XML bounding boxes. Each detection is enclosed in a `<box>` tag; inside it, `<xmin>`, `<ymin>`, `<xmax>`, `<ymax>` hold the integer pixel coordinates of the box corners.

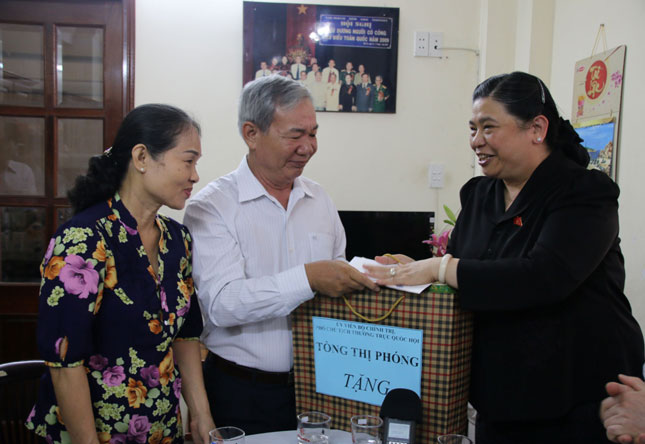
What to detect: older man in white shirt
<box><xmin>184</xmin><ymin>75</ymin><xmax>377</xmax><ymax>435</ymax></box>
<box><xmin>255</xmin><ymin>61</ymin><xmax>271</xmax><ymax>79</ymax></box>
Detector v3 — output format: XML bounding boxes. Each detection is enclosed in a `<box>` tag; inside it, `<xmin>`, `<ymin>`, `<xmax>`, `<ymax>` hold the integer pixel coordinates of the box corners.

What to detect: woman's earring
<box><xmin>140</xmin><ymin>168</ymin><xmax>145</xmax><ymax>172</ymax></box>
<box><xmin>537</xmin><ymin>137</ymin><xmax>542</xmax><ymax>143</ymax></box>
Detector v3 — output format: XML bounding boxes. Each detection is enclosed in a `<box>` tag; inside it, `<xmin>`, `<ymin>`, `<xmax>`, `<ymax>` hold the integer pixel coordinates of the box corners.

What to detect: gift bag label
<box><xmin>313</xmin><ymin>316</ymin><xmax>423</xmax><ymax>406</ymax></box>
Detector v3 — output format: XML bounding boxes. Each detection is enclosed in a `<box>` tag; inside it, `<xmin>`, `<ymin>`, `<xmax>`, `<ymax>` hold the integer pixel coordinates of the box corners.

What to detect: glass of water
<box><xmin>209</xmin><ymin>426</ymin><xmax>245</xmax><ymax>444</ymax></box>
<box><xmin>437</xmin><ymin>434</ymin><xmax>472</xmax><ymax>444</ymax></box>
<box><xmin>351</xmin><ymin>415</ymin><xmax>383</xmax><ymax>444</ymax></box>
<box><xmin>297</xmin><ymin>411</ymin><xmax>332</xmax><ymax>444</ymax></box>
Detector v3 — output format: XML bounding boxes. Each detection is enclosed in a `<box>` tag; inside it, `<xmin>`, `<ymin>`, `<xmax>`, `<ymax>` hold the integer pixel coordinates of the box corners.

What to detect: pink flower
<box><xmin>54</xmin><ymin>336</ymin><xmax>68</xmax><ymax>361</ymax></box>
<box><xmin>27</xmin><ymin>406</ymin><xmax>36</xmax><ymax>423</ymax></box>
<box><xmin>102</xmin><ymin>365</ymin><xmax>126</xmax><ymax>387</ymax></box>
<box><xmin>44</xmin><ymin>238</ymin><xmax>56</xmax><ymax>263</ymax></box>
<box><xmin>422</xmin><ymin>230</ymin><xmax>452</xmax><ymax>257</ymax></box>
<box><xmin>120</xmin><ymin>220</ymin><xmax>138</xmax><ymax>236</ymax></box>
<box><xmin>89</xmin><ymin>354</ymin><xmax>108</xmax><ymax>371</ymax></box>
<box><xmin>177</xmin><ymin>302</ymin><xmax>189</xmax><ymax>317</ymax></box>
<box><xmin>110</xmin><ymin>434</ymin><xmax>127</xmax><ymax>444</ymax></box>
<box><xmin>59</xmin><ymin>255</ymin><xmax>99</xmax><ymax>299</ymax></box>
<box><xmin>160</xmin><ymin>286</ymin><xmax>169</xmax><ymax>312</ymax></box>
<box><xmin>173</xmin><ymin>377</ymin><xmax>182</xmax><ymax>399</ymax></box>
<box><xmin>127</xmin><ymin>414</ymin><xmax>151</xmax><ymax>443</ymax></box>
<box><xmin>140</xmin><ymin>365</ymin><xmax>160</xmax><ymax>387</ymax></box>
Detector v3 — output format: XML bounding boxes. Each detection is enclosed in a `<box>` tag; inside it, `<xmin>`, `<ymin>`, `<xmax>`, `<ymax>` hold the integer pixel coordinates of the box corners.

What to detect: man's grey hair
<box><xmin>238</xmin><ymin>75</ymin><xmax>313</xmax><ymax>135</ymax></box>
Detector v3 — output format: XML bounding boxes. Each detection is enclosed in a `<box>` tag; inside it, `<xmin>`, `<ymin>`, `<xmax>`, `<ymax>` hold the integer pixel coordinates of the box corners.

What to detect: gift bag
<box><xmin>292</xmin><ymin>285</ymin><xmax>473</xmax><ymax>443</ymax></box>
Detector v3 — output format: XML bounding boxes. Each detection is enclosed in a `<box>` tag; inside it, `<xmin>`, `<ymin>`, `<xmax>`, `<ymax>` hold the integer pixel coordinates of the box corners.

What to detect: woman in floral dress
<box><xmin>26</xmin><ymin>104</ymin><xmax>215</xmax><ymax>443</ymax></box>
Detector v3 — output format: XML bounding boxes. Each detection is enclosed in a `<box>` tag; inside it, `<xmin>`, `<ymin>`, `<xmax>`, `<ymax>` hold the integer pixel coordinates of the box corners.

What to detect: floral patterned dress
<box><xmin>26</xmin><ymin>193</ymin><xmax>203</xmax><ymax>444</ymax></box>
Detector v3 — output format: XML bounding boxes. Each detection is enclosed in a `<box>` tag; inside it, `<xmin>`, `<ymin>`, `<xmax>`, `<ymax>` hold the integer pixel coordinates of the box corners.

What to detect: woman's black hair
<box><xmin>68</xmin><ymin>104</ymin><xmax>200</xmax><ymax>214</ymax></box>
<box><xmin>473</xmin><ymin>71</ymin><xmax>589</xmax><ymax>167</ymax></box>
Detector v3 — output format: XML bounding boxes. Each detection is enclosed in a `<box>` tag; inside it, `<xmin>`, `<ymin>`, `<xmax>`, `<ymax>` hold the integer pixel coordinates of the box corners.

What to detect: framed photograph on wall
<box><xmin>573</xmin><ymin>117</ymin><xmax>616</xmax><ymax>178</ymax></box>
<box><xmin>243</xmin><ymin>2</ymin><xmax>399</xmax><ymax>113</ymax></box>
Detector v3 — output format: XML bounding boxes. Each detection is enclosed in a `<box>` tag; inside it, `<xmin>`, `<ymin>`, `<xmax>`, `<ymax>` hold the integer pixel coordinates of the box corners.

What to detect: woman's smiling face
<box><xmin>469</xmin><ymin>97</ymin><xmax>535</xmax><ymax>183</ymax></box>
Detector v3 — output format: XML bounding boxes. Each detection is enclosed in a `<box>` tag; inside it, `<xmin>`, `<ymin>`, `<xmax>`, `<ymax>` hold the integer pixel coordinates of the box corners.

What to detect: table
<box><xmin>245</xmin><ymin>429</ymin><xmax>352</xmax><ymax>443</ymax></box>
<box><xmin>187</xmin><ymin>429</ymin><xmax>353</xmax><ymax>443</ymax></box>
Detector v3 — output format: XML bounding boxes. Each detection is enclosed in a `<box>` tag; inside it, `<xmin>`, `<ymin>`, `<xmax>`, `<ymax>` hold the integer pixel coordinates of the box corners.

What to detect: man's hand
<box><xmin>305</xmin><ymin>260</ymin><xmax>379</xmax><ymax>297</ymax></box>
<box><xmin>601</xmin><ymin>375</ymin><xmax>645</xmax><ymax>443</ymax></box>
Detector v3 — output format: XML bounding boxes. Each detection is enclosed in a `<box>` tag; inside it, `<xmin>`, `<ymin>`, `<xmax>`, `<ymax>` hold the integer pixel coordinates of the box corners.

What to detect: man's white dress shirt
<box><xmin>290</xmin><ymin>63</ymin><xmax>306</xmax><ymax>80</ymax></box>
<box><xmin>321</xmin><ymin>67</ymin><xmax>340</xmax><ymax>84</ymax></box>
<box><xmin>184</xmin><ymin>156</ymin><xmax>346</xmax><ymax>372</ymax></box>
<box><xmin>0</xmin><ymin>160</ymin><xmax>37</xmax><ymax>195</ymax></box>
<box><xmin>255</xmin><ymin>69</ymin><xmax>272</xmax><ymax>79</ymax></box>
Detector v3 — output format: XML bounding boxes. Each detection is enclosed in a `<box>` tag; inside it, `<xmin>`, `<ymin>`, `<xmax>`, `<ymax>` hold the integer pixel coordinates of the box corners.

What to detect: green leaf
<box><xmin>116</xmin><ymin>358</ymin><xmax>124</xmax><ymax>366</ymax></box>
<box><xmin>60</xmin><ymin>431</ymin><xmax>72</xmax><ymax>444</ymax></box>
<box><xmin>443</xmin><ymin>204</ymin><xmax>457</xmax><ymax>223</ymax></box>
<box><xmin>145</xmin><ymin>397</ymin><xmax>154</xmax><ymax>408</ymax></box>
<box><xmin>114</xmin><ymin>422</ymin><xmax>128</xmax><ymax>433</ymax></box>
<box><xmin>53</xmin><ymin>243</ymin><xmax>65</xmax><ymax>256</ymax></box>
<box><xmin>45</xmin><ymin>412</ymin><xmax>57</xmax><ymax>425</ymax></box>
<box><xmin>148</xmin><ymin>388</ymin><xmax>161</xmax><ymax>399</ymax></box>
<box><xmin>443</xmin><ymin>219</ymin><xmax>455</xmax><ymax>226</ymax></box>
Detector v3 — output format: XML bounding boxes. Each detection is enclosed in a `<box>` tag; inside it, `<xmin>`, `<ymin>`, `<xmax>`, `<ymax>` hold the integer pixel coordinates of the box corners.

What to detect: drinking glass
<box><xmin>297</xmin><ymin>411</ymin><xmax>332</xmax><ymax>444</ymax></box>
<box><xmin>209</xmin><ymin>426</ymin><xmax>245</xmax><ymax>444</ymax></box>
<box><xmin>437</xmin><ymin>434</ymin><xmax>473</xmax><ymax>444</ymax></box>
<box><xmin>350</xmin><ymin>415</ymin><xmax>383</xmax><ymax>444</ymax></box>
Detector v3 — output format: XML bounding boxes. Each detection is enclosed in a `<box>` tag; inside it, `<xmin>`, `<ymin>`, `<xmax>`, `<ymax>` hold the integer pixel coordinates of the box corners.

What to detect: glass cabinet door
<box><xmin>0</xmin><ymin>23</ymin><xmax>44</xmax><ymax>107</ymax></box>
<box><xmin>0</xmin><ymin>116</ymin><xmax>46</xmax><ymax>196</ymax></box>
<box><xmin>56</xmin><ymin>26</ymin><xmax>104</xmax><ymax>108</ymax></box>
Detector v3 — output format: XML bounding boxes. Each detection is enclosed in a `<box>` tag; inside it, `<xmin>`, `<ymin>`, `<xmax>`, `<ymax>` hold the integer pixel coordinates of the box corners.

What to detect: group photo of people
<box><xmin>254</xmin><ymin>55</ymin><xmax>391</xmax><ymax>112</ymax></box>
<box><xmin>243</xmin><ymin>2</ymin><xmax>399</xmax><ymax>114</ymax></box>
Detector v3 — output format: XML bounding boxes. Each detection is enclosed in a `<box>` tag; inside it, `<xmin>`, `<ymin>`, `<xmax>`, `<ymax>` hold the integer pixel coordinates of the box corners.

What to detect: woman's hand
<box><xmin>374</xmin><ymin>254</ymin><xmax>415</xmax><ymax>265</ymax></box>
<box><xmin>364</xmin><ymin>257</ymin><xmax>439</xmax><ymax>286</ymax></box>
<box><xmin>190</xmin><ymin>413</ymin><xmax>216</xmax><ymax>444</ymax></box>
<box><xmin>172</xmin><ymin>340</ymin><xmax>216</xmax><ymax>444</ymax></box>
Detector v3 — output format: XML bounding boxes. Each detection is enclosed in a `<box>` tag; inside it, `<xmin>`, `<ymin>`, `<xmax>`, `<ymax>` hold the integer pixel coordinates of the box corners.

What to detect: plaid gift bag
<box><xmin>292</xmin><ymin>284</ymin><xmax>473</xmax><ymax>443</ymax></box>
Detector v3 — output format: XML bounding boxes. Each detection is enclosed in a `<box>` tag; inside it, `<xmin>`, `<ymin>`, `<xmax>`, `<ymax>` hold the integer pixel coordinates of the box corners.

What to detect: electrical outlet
<box><xmin>428</xmin><ymin>163</ymin><xmax>444</xmax><ymax>188</ymax></box>
<box><xmin>414</xmin><ymin>31</ymin><xmax>429</xmax><ymax>57</ymax></box>
<box><xmin>428</xmin><ymin>32</ymin><xmax>443</xmax><ymax>57</ymax></box>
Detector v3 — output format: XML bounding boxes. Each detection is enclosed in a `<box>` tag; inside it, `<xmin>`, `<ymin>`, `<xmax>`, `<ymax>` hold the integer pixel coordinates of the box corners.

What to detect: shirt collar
<box><xmin>235</xmin><ymin>155</ymin><xmax>314</xmax><ymax>203</ymax></box>
<box><xmin>494</xmin><ymin>150</ymin><xmax>569</xmax><ymax>221</ymax></box>
<box><xmin>107</xmin><ymin>192</ymin><xmax>138</xmax><ymax>231</ymax></box>
<box><xmin>108</xmin><ymin>191</ymin><xmax>166</xmax><ymax>237</ymax></box>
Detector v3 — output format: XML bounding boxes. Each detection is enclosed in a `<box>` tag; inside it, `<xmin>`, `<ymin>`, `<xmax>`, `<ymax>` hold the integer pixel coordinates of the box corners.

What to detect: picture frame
<box><xmin>573</xmin><ymin>117</ymin><xmax>616</xmax><ymax>178</ymax></box>
<box><xmin>243</xmin><ymin>2</ymin><xmax>400</xmax><ymax>113</ymax></box>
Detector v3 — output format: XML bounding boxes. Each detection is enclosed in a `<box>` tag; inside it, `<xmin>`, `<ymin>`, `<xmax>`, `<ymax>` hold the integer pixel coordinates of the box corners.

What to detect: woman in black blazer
<box><xmin>366</xmin><ymin>72</ymin><xmax>644</xmax><ymax>443</ymax></box>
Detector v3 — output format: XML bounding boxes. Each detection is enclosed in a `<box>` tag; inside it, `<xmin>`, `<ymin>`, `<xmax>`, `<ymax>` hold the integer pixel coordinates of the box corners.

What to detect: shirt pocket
<box><xmin>308</xmin><ymin>232</ymin><xmax>335</xmax><ymax>262</ymax></box>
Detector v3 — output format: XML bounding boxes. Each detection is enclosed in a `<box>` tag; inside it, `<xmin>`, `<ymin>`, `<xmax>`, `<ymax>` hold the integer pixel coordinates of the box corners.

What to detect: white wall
<box><xmin>550</xmin><ymin>0</ymin><xmax>645</xmax><ymax>331</ymax></box>
<box><xmin>135</xmin><ymin>0</ymin><xmax>481</xmax><ymax>226</ymax></box>
<box><xmin>135</xmin><ymin>0</ymin><xmax>645</xmax><ymax>329</ymax></box>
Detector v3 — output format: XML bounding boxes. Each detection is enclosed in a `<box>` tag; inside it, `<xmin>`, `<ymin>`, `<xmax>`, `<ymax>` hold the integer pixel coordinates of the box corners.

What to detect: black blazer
<box><xmin>448</xmin><ymin>150</ymin><xmax>644</xmax><ymax>421</ymax></box>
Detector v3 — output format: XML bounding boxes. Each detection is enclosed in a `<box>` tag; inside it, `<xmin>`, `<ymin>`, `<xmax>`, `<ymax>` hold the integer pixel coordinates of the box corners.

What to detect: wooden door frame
<box><xmin>0</xmin><ymin>0</ymin><xmax>135</xmax><ymax>325</ymax></box>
